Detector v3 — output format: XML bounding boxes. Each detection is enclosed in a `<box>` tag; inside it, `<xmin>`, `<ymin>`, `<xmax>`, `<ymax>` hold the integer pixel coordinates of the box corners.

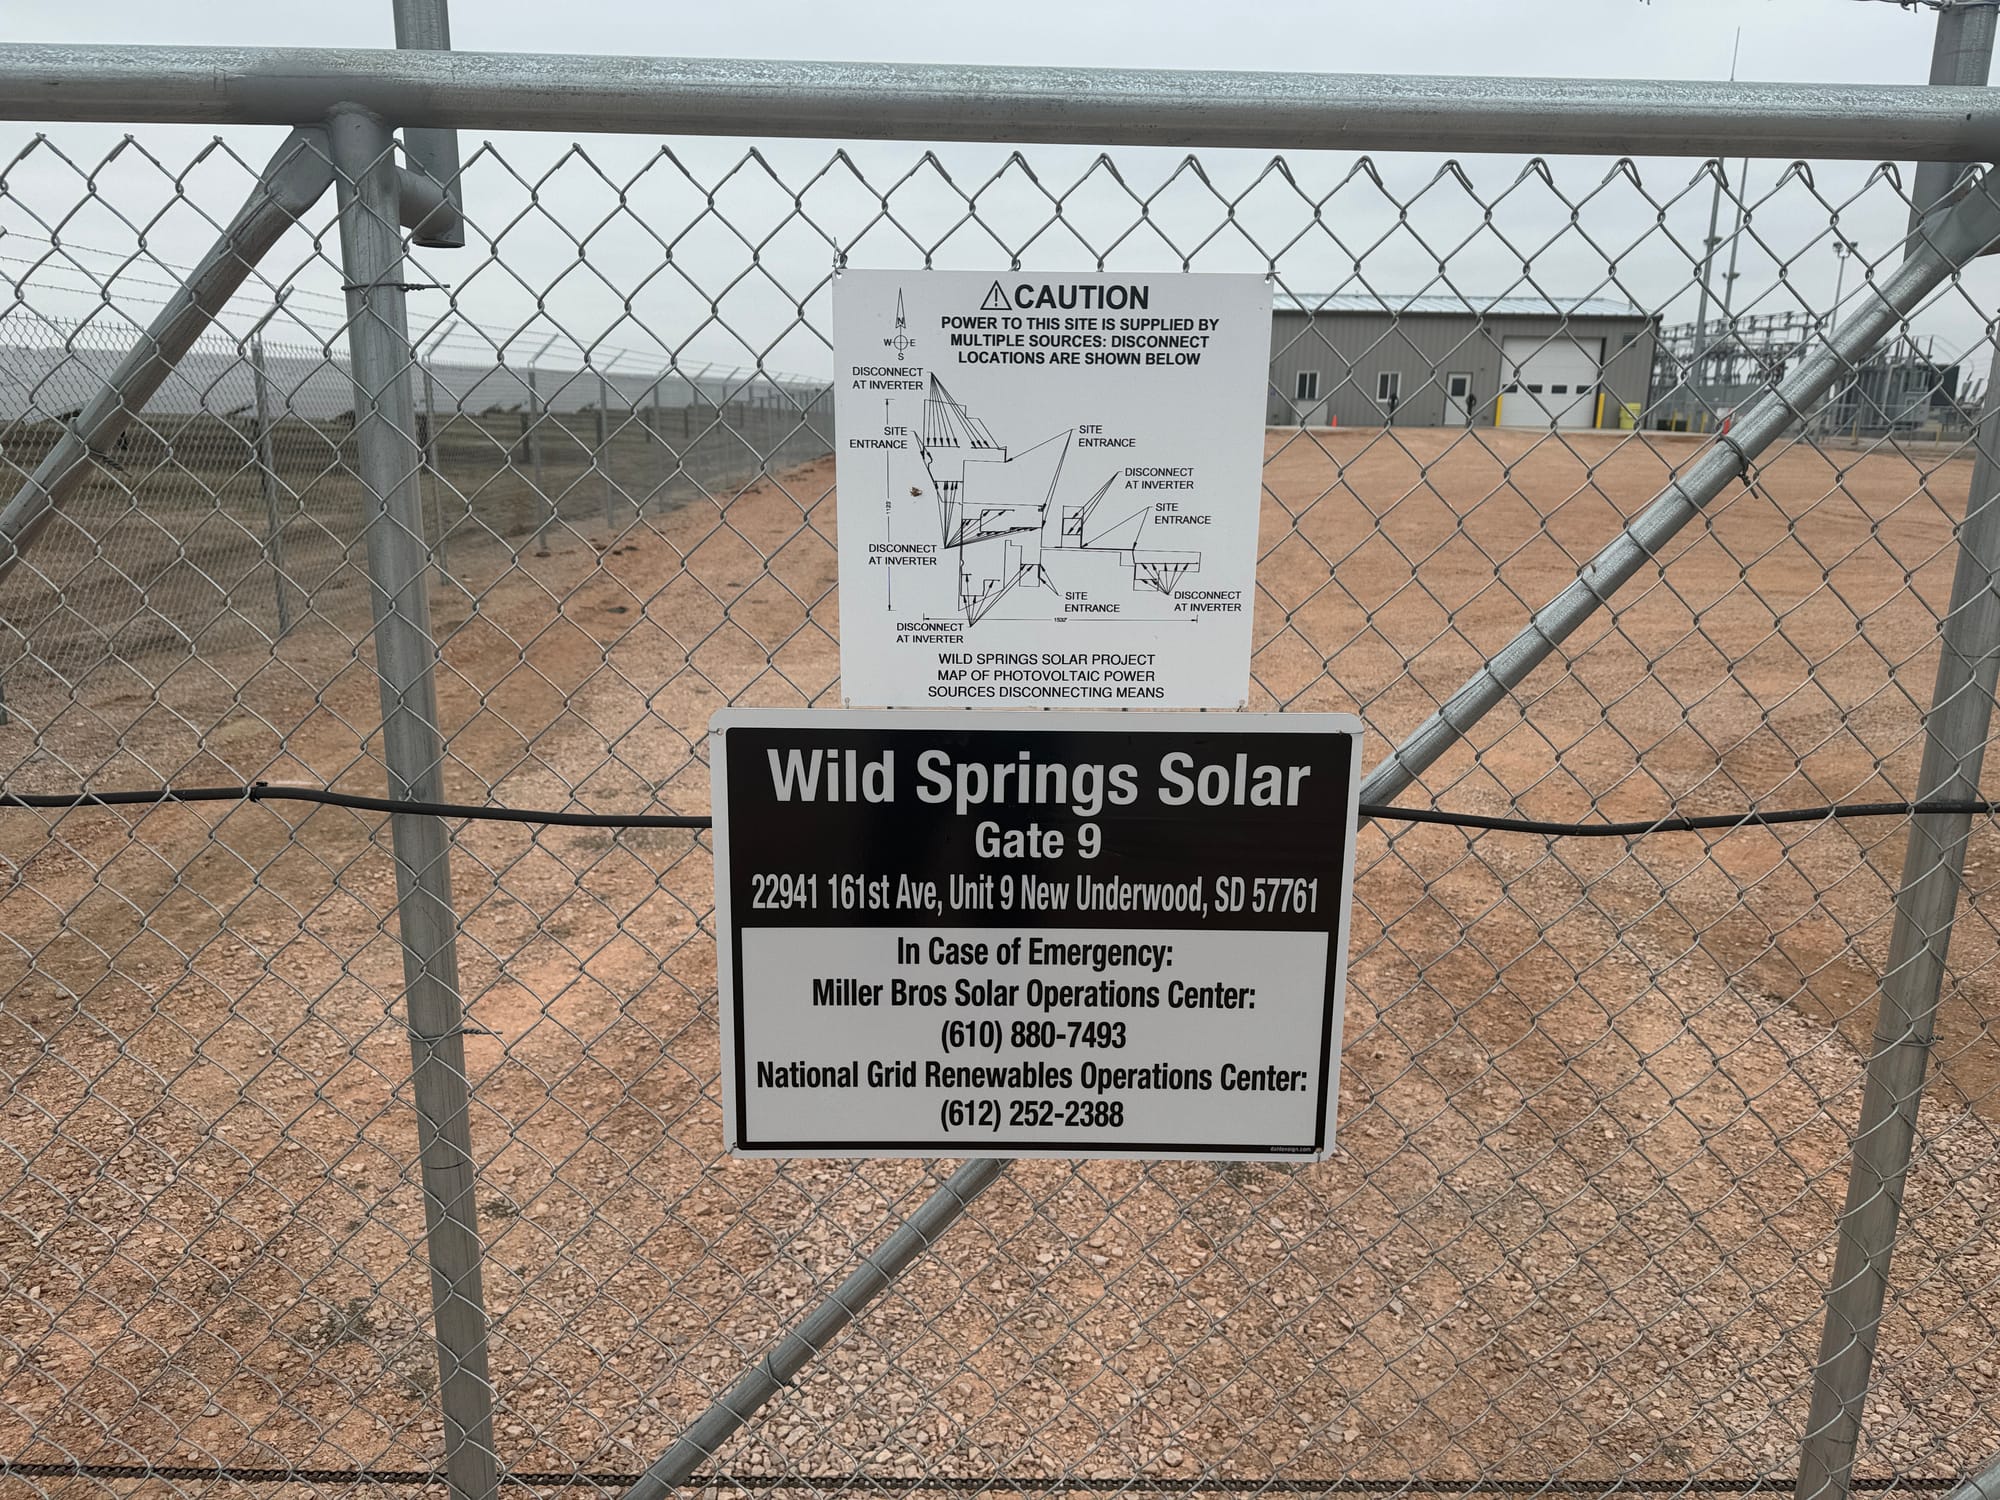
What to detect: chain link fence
<box><xmin>0</xmin><ymin>87</ymin><xmax>1998</xmax><ymax>1500</ymax></box>
<box><xmin>0</xmin><ymin>308</ymin><xmax>833</xmax><ymax>704</ymax></box>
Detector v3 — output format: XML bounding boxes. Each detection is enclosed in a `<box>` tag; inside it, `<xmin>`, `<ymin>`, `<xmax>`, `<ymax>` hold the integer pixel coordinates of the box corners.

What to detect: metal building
<box><xmin>1268</xmin><ymin>292</ymin><xmax>1658</xmax><ymax>430</ymax></box>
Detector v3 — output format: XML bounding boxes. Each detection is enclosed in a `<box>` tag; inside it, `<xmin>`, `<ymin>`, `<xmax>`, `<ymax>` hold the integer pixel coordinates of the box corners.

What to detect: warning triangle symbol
<box><xmin>980</xmin><ymin>280</ymin><xmax>1010</xmax><ymax>312</ymax></box>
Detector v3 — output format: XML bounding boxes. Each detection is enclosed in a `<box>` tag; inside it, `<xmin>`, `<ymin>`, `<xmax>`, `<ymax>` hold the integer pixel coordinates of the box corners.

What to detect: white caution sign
<box><xmin>833</xmin><ymin>271</ymin><xmax>1272</xmax><ymax>709</ymax></box>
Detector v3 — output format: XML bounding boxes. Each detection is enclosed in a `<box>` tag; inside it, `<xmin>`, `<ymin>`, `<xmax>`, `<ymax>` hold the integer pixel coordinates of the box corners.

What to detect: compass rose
<box><xmin>883</xmin><ymin>289</ymin><xmax>918</xmax><ymax>362</ymax></box>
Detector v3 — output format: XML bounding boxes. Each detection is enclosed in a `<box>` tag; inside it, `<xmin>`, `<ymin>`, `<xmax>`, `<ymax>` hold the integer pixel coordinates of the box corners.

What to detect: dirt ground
<box><xmin>0</xmin><ymin>425</ymin><xmax>1997</xmax><ymax>1493</ymax></box>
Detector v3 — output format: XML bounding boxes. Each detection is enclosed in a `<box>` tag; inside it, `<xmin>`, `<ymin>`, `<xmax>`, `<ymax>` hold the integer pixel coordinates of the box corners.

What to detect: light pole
<box><xmin>1686</xmin><ymin>29</ymin><xmax>1743</xmax><ymax>417</ymax></box>
<box><xmin>597</xmin><ymin>349</ymin><xmax>624</xmax><ymax>528</ymax></box>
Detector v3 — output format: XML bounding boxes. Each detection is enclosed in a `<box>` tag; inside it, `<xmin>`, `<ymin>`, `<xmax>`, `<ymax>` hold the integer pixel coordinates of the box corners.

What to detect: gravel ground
<box><xmin>0</xmin><ymin>426</ymin><xmax>1996</xmax><ymax>1494</ymax></box>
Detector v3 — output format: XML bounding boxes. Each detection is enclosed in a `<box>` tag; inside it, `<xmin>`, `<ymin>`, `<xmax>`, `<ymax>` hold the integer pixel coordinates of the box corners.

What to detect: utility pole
<box><xmin>1687</xmin><ymin>28</ymin><xmax>1742</xmax><ymax>416</ymax></box>
<box><xmin>1720</xmin><ymin>153</ymin><xmax>1749</xmax><ymax>385</ymax></box>
<box><xmin>1818</xmin><ymin>238</ymin><xmax>1859</xmax><ymax>437</ymax></box>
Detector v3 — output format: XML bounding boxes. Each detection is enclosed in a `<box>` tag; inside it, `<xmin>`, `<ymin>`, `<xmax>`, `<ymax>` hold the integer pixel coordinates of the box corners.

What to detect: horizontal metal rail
<box><xmin>4</xmin><ymin>45</ymin><xmax>2000</xmax><ymax>157</ymax></box>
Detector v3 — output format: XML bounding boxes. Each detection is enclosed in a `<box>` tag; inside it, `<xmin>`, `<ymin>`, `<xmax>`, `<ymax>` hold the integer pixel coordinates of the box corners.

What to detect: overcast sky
<box><xmin>3</xmin><ymin>0</ymin><xmax>1993</xmax><ymax>395</ymax></box>
<box><xmin>1</xmin><ymin>0</ymin><xmax>1952</xmax><ymax>83</ymax></box>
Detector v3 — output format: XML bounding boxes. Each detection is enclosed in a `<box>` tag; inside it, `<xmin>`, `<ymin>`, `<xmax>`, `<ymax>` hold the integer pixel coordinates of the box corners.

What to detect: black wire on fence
<box><xmin>0</xmin><ymin>800</ymin><xmax>1981</xmax><ymax>1499</ymax></box>
<box><xmin>2</xmin><ymin>780</ymin><xmax>1998</xmax><ymax>840</ymax></box>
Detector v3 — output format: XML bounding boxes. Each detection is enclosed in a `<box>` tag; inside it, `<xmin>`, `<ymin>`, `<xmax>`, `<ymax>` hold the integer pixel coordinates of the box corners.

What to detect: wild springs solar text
<box><xmin>762</xmin><ymin>747</ymin><xmax>1317</xmax><ymax>817</ymax></box>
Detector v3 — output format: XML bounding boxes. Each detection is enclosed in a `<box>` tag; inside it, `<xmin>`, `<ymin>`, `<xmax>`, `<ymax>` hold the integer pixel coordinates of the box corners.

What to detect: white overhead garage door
<box><xmin>1499</xmin><ymin>335</ymin><xmax>1603</xmax><ymax>430</ymax></box>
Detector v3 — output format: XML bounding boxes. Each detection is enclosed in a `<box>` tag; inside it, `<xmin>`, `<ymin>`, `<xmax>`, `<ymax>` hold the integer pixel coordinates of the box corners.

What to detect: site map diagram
<box><xmin>833</xmin><ymin>271</ymin><xmax>1271</xmax><ymax>709</ymax></box>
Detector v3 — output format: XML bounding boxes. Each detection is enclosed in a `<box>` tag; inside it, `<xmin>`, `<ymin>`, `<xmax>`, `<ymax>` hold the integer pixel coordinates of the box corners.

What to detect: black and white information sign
<box><xmin>833</xmin><ymin>271</ymin><xmax>1271</xmax><ymax>710</ymax></box>
<box><xmin>712</xmin><ymin>709</ymin><xmax>1361</xmax><ymax>1159</ymax></box>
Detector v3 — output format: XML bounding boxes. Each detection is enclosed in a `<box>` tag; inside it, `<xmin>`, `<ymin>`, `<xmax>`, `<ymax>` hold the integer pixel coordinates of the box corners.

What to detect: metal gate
<box><xmin>2</xmin><ymin>19</ymin><xmax>2000</xmax><ymax>1500</ymax></box>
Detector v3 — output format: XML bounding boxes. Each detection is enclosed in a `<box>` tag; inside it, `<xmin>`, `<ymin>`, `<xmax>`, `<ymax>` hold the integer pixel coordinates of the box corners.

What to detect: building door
<box><xmin>1445</xmin><ymin>372</ymin><xmax>1473</xmax><ymax>425</ymax></box>
<box><xmin>1292</xmin><ymin>369</ymin><xmax>1328</xmax><ymax>427</ymax></box>
<box><xmin>1499</xmin><ymin>336</ymin><xmax>1604</xmax><ymax>430</ymax></box>
<box><xmin>1376</xmin><ymin>370</ymin><xmax>1402</xmax><ymax>425</ymax></box>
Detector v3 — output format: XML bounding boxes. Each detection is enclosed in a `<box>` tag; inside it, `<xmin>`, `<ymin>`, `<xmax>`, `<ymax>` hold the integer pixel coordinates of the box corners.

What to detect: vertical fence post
<box><xmin>677</xmin><ymin>400</ymin><xmax>695</xmax><ymax>514</ymax></box>
<box><xmin>597</xmin><ymin>370</ymin><xmax>613</xmax><ymax>529</ymax></box>
<box><xmin>328</xmin><ymin>103</ymin><xmax>499</xmax><ymax>1500</ymax></box>
<box><xmin>647</xmin><ymin>378</ymin><xmax>662</xmax><ymax>510</ymax></box>
<box><xmin>390</xmin><ymin>0</ymin><xmax>465</xmax><ymax>250</ymax></box>
<box><xmin>421</xmin><ymin>361</ymin><xmax>452</xmax><ymax>585</ymax></box>
<box><xmin>1798</xmin><ymin>14</ymin><xmax>2000</xmax><ymax>1500</ymax></box>
<box><xmin>248</xmin><ymin>337</ymin><xmax>293</xmax><ymax>635</ymax></box>
<box><xmin>528</xmin><ymin>366</ymin><xmax>550</xmax><ymax>552</ymax></box>
<box><xmin>1910</xmin><ymin>2</ymin><xmax>1998</xmax><ymax>245</ymax></box>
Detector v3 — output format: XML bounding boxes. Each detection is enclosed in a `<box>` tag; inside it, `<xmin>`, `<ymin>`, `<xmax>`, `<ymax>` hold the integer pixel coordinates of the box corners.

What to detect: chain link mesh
<box><xmin>0</xmin><ymin>128</ymin><xmax>1997</xmax><ymax>1495</ymax></box>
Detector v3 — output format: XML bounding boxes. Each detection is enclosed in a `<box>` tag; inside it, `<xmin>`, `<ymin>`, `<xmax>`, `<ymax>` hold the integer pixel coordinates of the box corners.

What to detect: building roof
<box><xmin>1275</xmin><ymin>291</ymin><xmax>1648</xmax><ymax>320</ymax></box>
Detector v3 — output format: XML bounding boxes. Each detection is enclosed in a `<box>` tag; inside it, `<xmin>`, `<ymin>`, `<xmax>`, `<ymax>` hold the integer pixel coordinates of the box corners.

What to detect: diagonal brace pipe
<box><xmin>1951</xmin><ymin>1448</ymin><xmax>2000</xmax><ymax>1500</ymax></box>
<box><xmin>329</xmin><ymin>103</ymin><xmax>497</xmax><ymax>1500</ymax></box>
<box><xmin>0</xmin><ymin>126</ymin><xmax>335</xmax><ymax>594</ymax></box>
